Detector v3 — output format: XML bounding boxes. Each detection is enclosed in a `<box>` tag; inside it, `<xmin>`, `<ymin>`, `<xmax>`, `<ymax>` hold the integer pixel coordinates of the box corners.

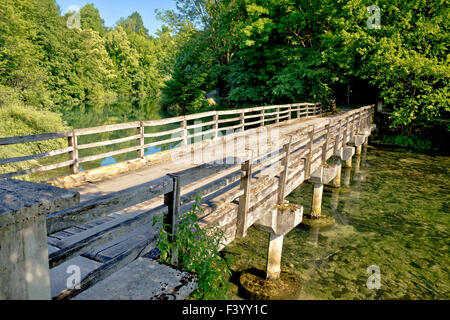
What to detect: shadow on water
<box><xmin>223</xmin><ymin>147</ymin><xmax>450</xmax><ymax>300</ymax></box>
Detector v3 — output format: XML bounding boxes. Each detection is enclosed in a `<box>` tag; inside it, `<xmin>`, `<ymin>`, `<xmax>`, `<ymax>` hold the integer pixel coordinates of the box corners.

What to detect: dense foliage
<box><xmin>0</xmin><ymin>0</ymin><xmax>181</xmax><ymax>108</ymax></box>
<box><xmin>153</xmin><ymin>197</ymin><xmax>232</xmax><ymax>300</ymax></box>
<box><xmin>160</xmin><ymin>0</ymin><xmax>449</xmax><ymax>129</ymax></box>
<box><xmin>0</xmin><ymin>0</ymin><xmax>447</xmax><ymax>135</ymax></box>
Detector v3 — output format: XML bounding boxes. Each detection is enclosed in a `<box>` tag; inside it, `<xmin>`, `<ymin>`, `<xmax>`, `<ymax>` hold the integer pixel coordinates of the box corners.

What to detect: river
<box><xmin>223</xmin><ymin>147</ymin><xmax>449</xmax><ymax>299</ymax></box>
<box><xmin>58</xmin><ymin>96</ymin><xmax>171</xmax><ymax>173</ymax></box>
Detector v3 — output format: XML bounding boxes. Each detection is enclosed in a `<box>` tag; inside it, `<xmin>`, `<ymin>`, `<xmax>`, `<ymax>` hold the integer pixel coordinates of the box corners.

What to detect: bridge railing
<box><xmin>0</xmin><ymin>102</ymin><xmax>329</xmax><ymax>181</ymax></box>
<box><xmin>42</xmin><ymin>105</ymin><xmax>373</xmax><ymax>299</ymax></box>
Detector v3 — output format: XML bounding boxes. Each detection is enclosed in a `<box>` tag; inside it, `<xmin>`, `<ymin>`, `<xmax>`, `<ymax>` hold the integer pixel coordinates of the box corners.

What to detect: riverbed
<box><xmin>223</xmin><ymin>147</ymin><xmax>449</xmax><ymax>300</ymax></box>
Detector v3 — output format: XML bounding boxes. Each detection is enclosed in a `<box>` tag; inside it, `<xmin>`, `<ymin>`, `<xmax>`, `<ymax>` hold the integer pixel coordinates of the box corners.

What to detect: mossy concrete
<box><xmin>239</xmin><ymin>268</ymin><xmax>301</xmax><ymax>300</ymax></box>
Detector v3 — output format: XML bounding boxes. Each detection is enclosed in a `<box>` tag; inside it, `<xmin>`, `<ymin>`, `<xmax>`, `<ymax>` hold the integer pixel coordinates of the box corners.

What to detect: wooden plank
<box><xmin>244</xmin><ymin>119</ymin><xmax>264</xmax><ymax>126</ymax></box>
<box><xmin>53</xmin><ymin>233</ymin><xmax>157</xmax><ymax>300</ymax></box>
<box><xmin>77</xmin><ymin>135</ymin><xmax>140</xmax><ymax>150</ymax></box>
<box><xmin>236</xmin><ymin>159</ymin><xmax>252</xmax><ymax>238</ymax></box>
<box><xmin>278</xmin><ymin>138</ymin><xmax>292</xmax><ymax>203</ymax></box>
<box><xmin>164</xmin><ymin>174</ymin><xmax>181</xmax><ymax>265</ymax></box>
<box><xmin>0</xmin><ymin>160</ymin><xmax>75</xmax><ymax>179</ymax></box>
<box><xmin>48</xmin><ymin>205</ymin><xmax>167</xmax><ymax>268</ymax></box>
<box><xmin>77</xmin><ymin>145</ymin><xmax>141</xmax><ymax>164</ymax></box>
<box><xmin>75</xmin><ymin>122</ymin><xmax>140</xmax><ymax>136</ymax></box>
<box><xmin>0</xmin><ymin>131</ymin><xmax>72</xmax><ymax>145</ymax></box>
<box><xmin>46</xmin><ymin>175</ymin><xmax>174</xmax><ymax>234</ymax></box>
<box><xmin>143</xmin><ymin>116</ymin><xmax>184</xmax><ymax>127</ymax></box>
<box><xmin>217</xmin><ymin>109</ymin><xmax>241</xmax><ymax>116</ymax></box>
<box><xmin>187</xmin><ymin>120</ymin><xmax>215</xmax><ymax>130</ymax></box>
<box><xmin>68</xmin><ymin>130</ymin><xmax>79</xmax><ymax>174</ymax></box>
<box><xmin>0</xmin><ymin>146</ymin><xmax>74</xmax><ymax>165</ymax></box>
<box><xmin>143</xmin><ymin>128</ymin><xmax>183</xmax><ymax>139</ymax></box>
<box><xmin>185</xmin><ymin>111</ymin><xmax>217</xmax><ymax>121</ymax></box>
<box><xmin>137</xmin><ymin>122</ymin><xmax>145</xmax><ymax>159</ymax></box>
<box><xmin>188</xmin><ymin>128</ymin><xmax>215</xmax><ymax>139</ymax></box>
<box><xmin>244</xmin><ymin>113</ymin><xmax>263</xmax><ymax>120</ymax></box>
<box><xmin>218</xmin><ymin>117</ymin><xmax>241</xmax><ymax>124</ymax></box>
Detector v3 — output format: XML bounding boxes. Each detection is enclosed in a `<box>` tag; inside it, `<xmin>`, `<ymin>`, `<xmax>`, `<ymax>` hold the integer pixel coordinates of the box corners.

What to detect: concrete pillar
<box><xmin>266</xmin><ymin>233</ymin><xmax>284</xmax><ymax>280</ymax></box>
<box><xmin>356</xmin><ymin>145</ymin><xmax>362</xmax><ymax>155</ymax></box>
<box><xmin>363</xmin><ymin>138</ymin><xmax>369</xmax><ymax>148</ymax></box>
<box><xmin>311</xmin><ymin>183</ymin><xmax>324</xmax><ymax>218</ymax></box>
<box><xmin>332</xmin><ymin>158</ymin><xmax>342</xmax><ymax>188</ymax></box>
<box><xmin>0</xmin><ymin>180</ymin><xmax>79</xmax><ymax>300</ymax></box>
<box><xmin>345</xmin><ymin>157</ymin><xmax>352</xmax><ymax>168</ymax></box>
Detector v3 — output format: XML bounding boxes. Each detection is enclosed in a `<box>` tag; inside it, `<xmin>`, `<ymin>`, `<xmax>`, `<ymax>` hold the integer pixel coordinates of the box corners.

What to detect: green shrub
<box><xmin>153</xmin><ymin>197</ymin><xmax>232</xmax><ymax>300</ymax></box>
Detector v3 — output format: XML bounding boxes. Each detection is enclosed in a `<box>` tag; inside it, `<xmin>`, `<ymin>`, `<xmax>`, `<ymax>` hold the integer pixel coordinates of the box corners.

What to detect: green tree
<box><xmin>80</xmin><ymin>4</ymin><xmax>107</xmax><ymax>35</ymax></box>
<box><xmin>117</xmin><ymin>12</ymin><xmax>149</xmax><ymax>37</ymax></box>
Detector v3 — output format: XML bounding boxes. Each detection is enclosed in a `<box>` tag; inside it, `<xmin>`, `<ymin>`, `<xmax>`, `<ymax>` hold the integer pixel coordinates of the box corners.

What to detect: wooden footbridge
<box><xmin>0</xmin><ymin>103</ymin><xmax>376</xmax><ymax>300</ymax></box>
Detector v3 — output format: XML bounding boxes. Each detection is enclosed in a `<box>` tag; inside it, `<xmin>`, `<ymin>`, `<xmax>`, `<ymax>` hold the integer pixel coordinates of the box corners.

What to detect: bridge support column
<box><xmin>0</xmin><ymin>180</ymin><xmax>79</xmax><ymax>300</ymax></box>
<box><xmin>311</xmin><ymin>183</ymin><xmax>324</xmax><ymax>218</ymax></box>
<box><xmin>332</xmin><ymin>158</ymin><xmax>342</xmax><ymax>188</ymax></box>
<box><xmin>266</xmin><ymin>233</ymin><xmax>284</xmax><ymax>280</ymax></box>
<box><xmin>356</xmin><ymin>145</ymin><xmax>362</xmax><ymax>156</ymax></box>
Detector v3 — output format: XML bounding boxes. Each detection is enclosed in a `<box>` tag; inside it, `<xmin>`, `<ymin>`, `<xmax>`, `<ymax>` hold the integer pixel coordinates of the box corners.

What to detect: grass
<box><xmin>0</xmin><ymin>104</ymin><xmax>69</xmax><ymax>180</ymax></box>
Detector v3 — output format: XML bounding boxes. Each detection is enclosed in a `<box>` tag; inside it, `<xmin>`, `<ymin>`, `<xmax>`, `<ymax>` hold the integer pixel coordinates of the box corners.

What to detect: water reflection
<box><xmin>59</xmin><ymin>96</ymin><xmax>171</xmax><ymax>173</ymax></box>
<box><xmin>224</xmin><ymin>147</ymin><xmax>450</xmax><ymax>300</ymax></box>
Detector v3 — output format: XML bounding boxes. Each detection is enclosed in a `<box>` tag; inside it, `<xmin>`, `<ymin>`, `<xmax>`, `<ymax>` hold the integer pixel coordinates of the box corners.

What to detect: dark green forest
<box><xmin>0</xmin><ymin>0</ymin><xmax>448</xmax><ymax>141</ymax></box>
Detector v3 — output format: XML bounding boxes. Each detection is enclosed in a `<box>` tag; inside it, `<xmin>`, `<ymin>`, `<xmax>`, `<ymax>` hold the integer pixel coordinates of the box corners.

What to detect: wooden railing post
<box><xmin>335</xmin><ymin>119</ymin><xmax>343</xmax><ymax>153</ymax></box>
<box><xmin>213</xmin><ymin>112</ymin><xmax>219</xmax><ymax>139</ymax></box>
<box><xmin>344</xmin><ymin>116</ymin><xmax>350</xmax><ymax>144</ymax></box>
<box><xmin>322</xmin><ymin>122</ymin><xmax>330</xmax><ymax>163</ymax></box>
<box><xmin>240</xmin><ymin>111</ymin><xmax>245</xmax><ymax>132</ymax></box>
<box><xmin>358</xmin><ymin>109</ymin><xmax>363</xmax><ymax>134</ymax></box>
<box><xmin>181</xmin><ymin>117</ymin><xmax>188</xmax><ymax>146</ymax></box>
<box><xmin>137</xmin><ymin>121</ymin><xmax>145</xmax><ymax>159</ymax></box>
<box><xmin>276</xmin><ymin>107</ymin><xmax>280</xmax><ymax>123</ymax></box>
<box><xmin>68</xmin><ymin>129</ymin><xmax>79</xmax><ymax>174</ymax></box>
<box><xmin>236</xmin><ymin>154</ymin><xmax>253</xmax><ymax>238</ymax></box>
<box><xmin>164</xmin><ymin>174</ymin><xmax>181</xmax><ymax>265</ymax></box>
<box><xmin>261</xmin><ymin>108</ymin><xmax>265</xmax><ymax>126</ymax></box>
<box><xmin>288</xmin><ymin>105</ymin><xmax>292</xmax><ymax>121</ymax></box>
<box><xmin>304</xmin><ymin>125</ymin><xmax>315</xmax><ymax>179</ymax></box>
<box><xmin>278</xmin><ymin>137</ymin><xmax>292</xmax><ymax>204</ymax></box>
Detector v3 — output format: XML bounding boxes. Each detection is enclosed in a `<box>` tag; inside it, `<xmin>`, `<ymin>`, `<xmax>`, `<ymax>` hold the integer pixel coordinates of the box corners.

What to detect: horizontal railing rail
<box><xmin>0</xmin><ymin>102</ymin><xmax>331</xmax><ymax>180</ymax></box>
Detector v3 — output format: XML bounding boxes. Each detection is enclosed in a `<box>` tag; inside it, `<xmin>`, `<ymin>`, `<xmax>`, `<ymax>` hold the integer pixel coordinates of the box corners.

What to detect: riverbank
<box><xmin>371</xmin><ymin>112</ymin><xmax>449</xmax><ymax>156</ymax></box>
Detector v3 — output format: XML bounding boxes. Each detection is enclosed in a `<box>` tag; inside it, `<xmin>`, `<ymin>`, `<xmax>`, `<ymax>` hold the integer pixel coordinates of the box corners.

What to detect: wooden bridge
<box><xmin>0</xmin><ymin>103</ymin><xmax>376</xmax><ymax>300</ymax></box>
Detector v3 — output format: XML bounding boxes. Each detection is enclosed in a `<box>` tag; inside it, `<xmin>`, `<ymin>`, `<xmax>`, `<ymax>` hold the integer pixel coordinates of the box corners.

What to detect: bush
<box><xmin>153</xmin><ymin>197</ymin><xmax>232</xmax><ymax>300</ymax></box>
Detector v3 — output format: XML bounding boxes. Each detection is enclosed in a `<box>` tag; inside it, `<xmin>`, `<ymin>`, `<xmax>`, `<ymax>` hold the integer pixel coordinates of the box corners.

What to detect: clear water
<box><xmin>59</xmin><ymin>96</ymin><xmax>172</xmax><ymax>170</ymax></box>
<box><xmin>223</xmin><ymin>147</ymin><xmax>450</xmax><ymax>300</ymax></box>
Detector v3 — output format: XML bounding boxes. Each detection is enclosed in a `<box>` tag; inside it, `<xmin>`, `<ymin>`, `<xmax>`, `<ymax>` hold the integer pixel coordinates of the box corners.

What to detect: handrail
<box><xmin>0</xmin><ymin>102</ymin><xmax>333</xmax><ymax>180</ymax></box>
